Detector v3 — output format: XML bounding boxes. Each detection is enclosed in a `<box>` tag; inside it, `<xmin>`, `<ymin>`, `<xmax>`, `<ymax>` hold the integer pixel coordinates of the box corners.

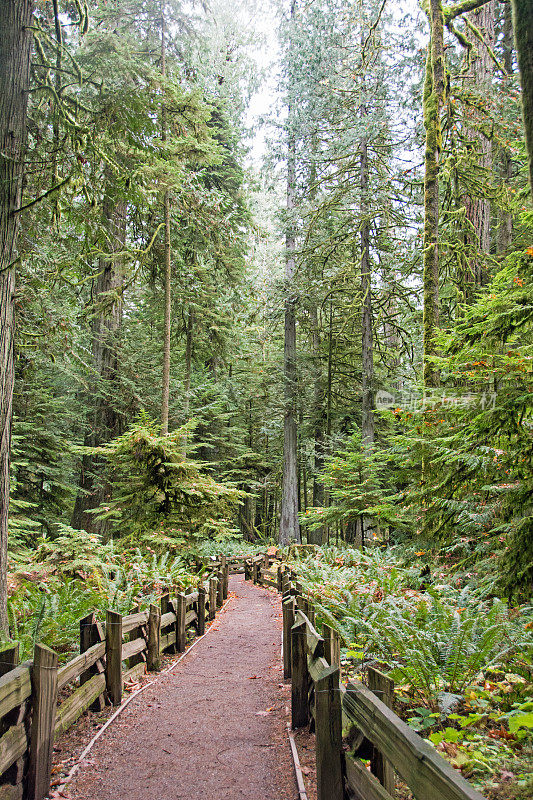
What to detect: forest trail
<box><xmin>67</xmin><ymin>576</ymin><xmax>298</xmax><ymax>800</ymax></box>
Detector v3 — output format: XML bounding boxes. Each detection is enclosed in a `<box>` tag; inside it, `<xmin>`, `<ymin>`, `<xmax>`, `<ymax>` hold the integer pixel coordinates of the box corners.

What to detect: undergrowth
<box><xmin>287</xmin><ymin>544</ymin><xmax>533</xmax><ymax>795</ymax></box>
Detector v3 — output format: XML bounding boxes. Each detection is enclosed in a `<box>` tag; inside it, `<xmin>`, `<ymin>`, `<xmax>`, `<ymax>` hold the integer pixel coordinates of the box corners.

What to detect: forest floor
<box><xmin>51</xmin><ymin>576</ymin><xmax>301</xmax><ymax>800</ymax></box>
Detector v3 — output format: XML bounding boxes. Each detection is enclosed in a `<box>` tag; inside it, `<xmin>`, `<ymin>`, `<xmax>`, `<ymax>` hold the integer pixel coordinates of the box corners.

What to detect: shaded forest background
<box><xmin>0</xmin><ymin>0</ymin><xmax>532</xmax><ymax>631</ymax></box>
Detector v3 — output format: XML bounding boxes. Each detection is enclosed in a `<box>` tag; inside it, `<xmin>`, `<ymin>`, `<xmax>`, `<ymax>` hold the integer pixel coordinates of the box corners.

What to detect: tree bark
<box><xmin>279</xmin><ymin>9</ymin><xmax>301</xmax><ymax>545</ymax></box>
<box><xmin>422</xmin><ymin>0</ymin><xmax>444</xmax><ymax>388</ymax></box>
<box><xmin>360</xmin><ymin>136</ymin><xmax>374</xmax><ymax>548</ymax></box>
<box><xmin>0</xmin><ymin>0</ymin><xmax>34</xmax><ymax>632</ymax></box>
<box><xmin>181</xmin><ymin>307</ymin><xmax>193</xmax><ymax>455</ymax></box>
<box><xmin>360</xmin><ymin>139</ymin><xmax>374</xmax><ymax>448</ymax></box>
<box><xmin>71</xmin><ymin>193</ymin><xmax>126</xmax><ymax>533</ymax></box>
<box><xmin>511</xmin><ymin>0</ymin><xmax>533</xmax><ymax>195</ymax></box>
<box><xmin>308</xmin><ymin>304</ymin><xmax>325</xmax><ymax>545</ymax></box>
<box><xmin>462</xmin><ymin>0</ymin><xmax>494</xmax><ymax>291</ymax></box>
<box><xmin>160</xmin><ymin>4</ymin><xmax>172</xmax><ymax>436</ymax></box>
<box><xmin>498</xmin><ymin>1</ymin><xmax>514</xmax><ymax>253</ymax></box>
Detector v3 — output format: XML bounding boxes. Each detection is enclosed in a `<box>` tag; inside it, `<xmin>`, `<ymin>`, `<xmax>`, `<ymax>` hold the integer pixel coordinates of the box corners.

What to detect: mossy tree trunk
<box><xmin>511</xmin><ymin>0</ymin><xmax>533</xmax><ymax>195</ymax></box>
<box><xmin>0</xmin><ymin>0</ymin><xmax>34</xmax><ymax>632</ymax></box>
<box><xmin>360</xmin><ymin>135</ymin><xmax>374</xmax><ymax>548</ymax></box>
<box><xmin>422</xmin><ymin>0</ymin><xmax>445</xmax><ymax>388</ymax></box>
<box><xmin>462</xmin><ymin>0</ymin><xmax>495</xmax><ymax>292</ymax></box>
<box><xmin>160</xmin><ymin>1</ymin><xmax>172</xmax><ymax>437</ymax></box>
<box><xmin>498</xmin><ymin>2</ymin><xmax>514</xmax><ymax>253</ymax></box>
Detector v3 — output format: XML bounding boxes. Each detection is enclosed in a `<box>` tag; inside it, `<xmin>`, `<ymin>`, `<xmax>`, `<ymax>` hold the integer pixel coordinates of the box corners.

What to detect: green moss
<box><xmin>512</xmin><ymin>0</ymin><xmax>533</xmax><ymax>195</ymax></box>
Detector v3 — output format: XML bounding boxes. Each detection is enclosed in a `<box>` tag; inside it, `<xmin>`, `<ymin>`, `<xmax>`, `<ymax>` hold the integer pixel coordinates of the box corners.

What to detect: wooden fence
<box><xmin>0</xmin><ymin>556</ymin><xmax>238</xmax><ymax>800</ymax></box>
<box><xmin>246</xmin><ymin>555</ymin><xmax>487</xmax><ymax>800</ymax></box>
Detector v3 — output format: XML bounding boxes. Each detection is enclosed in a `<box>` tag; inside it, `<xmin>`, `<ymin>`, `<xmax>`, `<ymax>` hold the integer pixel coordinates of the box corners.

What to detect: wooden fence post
<box><xmin>291</xmin><ymin>619</ymin><xmax>309</xmax><ymax>729</ymax></box>
<box><xmin>147</xmin><ymin>603</ymin><xmax>161</xmax><ymax>671</ymax></box>
<box><xmin>126</xmin><ymin>603</ymin><xmax>146</xmax><ymax>679</ymax></box>
<box><xmin>322</xmin><ymin>623</ymin><xmax>341</xmax><ymax>671</ymax></box>
<box><xmin>221</xmin><ymin>555</ymin><xmax>228</xmax><ymax>600</ymax></box>
<box><xmin>176</xmin><ymin>593</ymin><xmax>187</xmax><ymax>652</ymax></box>
<box><xmin>315</xmin><ymin>666</ymin><xmax>343</xmax><ymax>800</ymax></box>
<box><xmin>197</xmin><ymin>585</ymin><xmax>206</xmax><ymax>635</ymax></box>
<box><xmin>282</xmin><ymin>597</ymin><xmax>295</xmax><ymax>680</ymax></box>
<box><xmin>0</xmin><ymin>642</ymin><xmax>19</xmax><ymax>678</ymax></box>
<box><xmin>105</xmin><ymin>610</ymin><xmax>122</xmax><ymax>706</ymax></box>
<box><xmin>80</xmin><ymin>612</ymin><xmax>105</xmax><ymax>710</ymax></box>
<box><xmin>244</xmin><ymin>559</ymin><xmax>251</xmax><ymax>581</ymax></box>
<box><xmin>209</xmin><ymin>576</ymin><xmax>217</xmax><ymax>620</ymax></box>
<box><xmin>27</xmin><ymin>644</ymin><xmax>58</xmax><ymax>800</ymax></box>
<box><xmin>217</xmin><ymin>571</ymin><xmax>224</xmax><ymax>607</ymax></box>
<box><xmin>368</xmin><ymin>666</ymin><xmax>395</xmax><ymax>793</ymax></box>
<box><xmin>161</xmin><ymin>593</ymin><xmax>176</xmax><ymax>654</ymax></box>
<box><xmin>252</xmin><ymin>560</ymin><xmax>258</xmax><ymax>584</ymax></box>
<box><xmin>277</xmin><ymin>565</ymin><xmax>283</xmax><ymax>592</ymax></box>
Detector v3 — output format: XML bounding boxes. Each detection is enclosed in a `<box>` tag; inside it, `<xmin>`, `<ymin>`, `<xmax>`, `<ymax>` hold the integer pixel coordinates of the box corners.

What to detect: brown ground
<box><xmin>61</xmin><ymin>576</ymin><xmax>300</xmax><ymax>800</ymax></box>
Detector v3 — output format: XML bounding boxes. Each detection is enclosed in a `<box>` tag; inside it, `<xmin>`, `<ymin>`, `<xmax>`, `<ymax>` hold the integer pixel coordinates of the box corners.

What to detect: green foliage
<box><xmin>87</xmin><ymin>418</ymin><xmax>242</xmax><ymax>542</ymax></box>
<box><xmin>289</xmin><ymin>546</ymin><xmax>533</xmax><ymax>707</ymax></box>
<box><xmin>300</xmin><ymin>430</ymin><xmax>409</xmax><ymax>537</ymax></box>
<box><xmin>33</xmin><ymin>525</ymin><xmax>114</xmax><ymax>576</ymax></box>
<box><xmin>7</xmin><ymin>543</ymin><xmax>199</xmax><ymax>662</ymax></box>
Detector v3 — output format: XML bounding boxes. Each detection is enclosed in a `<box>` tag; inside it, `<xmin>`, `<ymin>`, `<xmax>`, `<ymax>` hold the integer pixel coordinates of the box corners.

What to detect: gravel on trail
<box><xmin>67</xmin><ymin>575</ymin><xmax>298</xmax><ymax>800</ymax></box>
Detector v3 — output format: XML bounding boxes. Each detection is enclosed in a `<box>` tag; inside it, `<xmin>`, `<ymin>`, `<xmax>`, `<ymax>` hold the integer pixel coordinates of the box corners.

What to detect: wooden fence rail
<box><xmin>0</xmin><ymin>548</ymin><xmax>479</xmax><ymax>800</ymax></box>
<box><xmin>0</xmin><ymin>556</ymin><xmax>234</xmax><ymax>800</ymax></box>
<box><xmin>248</xmin><ymin>554</ymin><xmax>487</xmax><ymax>800</ymax></box>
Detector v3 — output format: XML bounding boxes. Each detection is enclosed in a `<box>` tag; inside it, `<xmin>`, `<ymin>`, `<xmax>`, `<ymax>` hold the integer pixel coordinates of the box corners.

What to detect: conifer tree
<box><xmin>279</xmin><ymin>0</ymin><xmax>301</xmax><ymax>545</ymax></box>
<box><xmin>0</xmin><ymin>0</ymin><xmax>34</xmax><ymax>631</ymax></box>
<box><xmin>511</xmin><ymin>0</ymin><xmax>533</xmax><ymax>193</ymax></box>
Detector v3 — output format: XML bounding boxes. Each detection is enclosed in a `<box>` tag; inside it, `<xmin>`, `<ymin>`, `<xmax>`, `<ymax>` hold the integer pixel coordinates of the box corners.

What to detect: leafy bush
<box><xmin>290</xmin><ymin>546</ymin><xmax>533</xmax><ymax>707</ymax></box>
<box><xmin>90</xmin><ymin>418</ymin><xmax>243</xmax><ymax>542</ymax></box>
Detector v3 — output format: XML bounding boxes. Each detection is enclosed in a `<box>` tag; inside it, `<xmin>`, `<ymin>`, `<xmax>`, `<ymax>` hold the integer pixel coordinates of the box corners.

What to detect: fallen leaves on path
<box><xmin>255</xmin><ymin>706</ymin><xmax>274</xmax><ymax>716</ymax></box>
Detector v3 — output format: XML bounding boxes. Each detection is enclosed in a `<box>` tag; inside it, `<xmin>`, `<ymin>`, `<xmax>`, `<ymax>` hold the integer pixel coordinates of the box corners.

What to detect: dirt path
<box><xmin>67</xmin><ymin>575</ymin><xmax>297</xmax><ymax>800</ymax></box>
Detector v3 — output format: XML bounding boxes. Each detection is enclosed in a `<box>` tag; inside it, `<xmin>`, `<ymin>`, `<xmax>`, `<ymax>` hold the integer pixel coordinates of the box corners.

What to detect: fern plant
<box><xmin>290</xmin><ymin>546</ymin><xmax>533</xmax><ymax>707</ymax></box>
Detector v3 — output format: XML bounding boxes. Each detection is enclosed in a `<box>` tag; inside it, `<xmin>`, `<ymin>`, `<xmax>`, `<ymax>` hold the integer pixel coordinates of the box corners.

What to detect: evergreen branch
<box><xmin>13</xmin><ymin>175</ymin><xmax>71</xmax><ymax>215</ymax></box>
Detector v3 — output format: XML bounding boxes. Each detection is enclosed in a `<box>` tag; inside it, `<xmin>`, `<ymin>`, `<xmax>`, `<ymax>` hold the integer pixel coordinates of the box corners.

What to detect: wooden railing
<box><xmin>0</xmin><ymin>557</ymin><xmax>237</xmax><ymax>800</ymax></box>
<box><xmin>247</xmin><ymin>556</ymin><xmax>487</xmax><ymax>800</ymax></box>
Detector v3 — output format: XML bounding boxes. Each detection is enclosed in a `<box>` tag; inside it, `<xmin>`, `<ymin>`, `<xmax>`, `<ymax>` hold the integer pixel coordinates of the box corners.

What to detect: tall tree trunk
<box><xmin>71</xmin><ymin>195</ymin><xmax>126</xmax><ymax>533</ymax></box>
<box><xmin>498</xmin><ymin>2</ymin><xmax>514</xmax><ymax>253</ymax></box>
<box><xmin>181</xmin><ymin>307</ymin><xmax>193</xmax><ymax>455</ymax></box>
<box><xmin>511</xmin><ymin>0</ymin><xmax>533</xmax><ymax>195</ymax></box>
<box><xmin>279</xmin><ymin>21</ymin><xmax>301</xmax><ymax>545</ymax></box>
<box><xmin>360</xmin><ymin>139</ymin><xmax>374</xmax><ymax>448</ymax></box>
<box><xmin>279</xmin><ymin>0</ymin><xmax>300</xmax><ymax>546</ymax></box>
<box><xmin>422</xmin><ymin>0</ymin><xmax>445</xmax><ymax>388</ymax></box>
<box><xmin>160</xmin><ymin>4</ymin><xmax>172</xmax><ymax>436</ymax></box>
<box><xmin>462</xmin><ymin>0</ymin><xmax>495</xmax><ymax>292</ymax></box>
<box><xmin>51</xmin><ymin>0</ymin><xmax>62</xmax><ymax>225</ymax></box>
<box><xmin>0</xmin><ymin>0</ymin><xmax>33</xmax><ymax>632</ymax></box>
<box><xmin>309</xmin><ymin>304</ymin><xmax>325</xmax><ymax>545</ymax></box>
<box><xmin>360</xmin><ymin>136</ymin><xmax>374</xmax><ymax>549</ymax></box>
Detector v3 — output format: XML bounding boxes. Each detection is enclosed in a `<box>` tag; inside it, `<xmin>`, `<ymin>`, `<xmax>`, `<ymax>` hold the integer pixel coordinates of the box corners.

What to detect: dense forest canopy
<box><xmin>0</xmin><ymin>0</ymin><xmax>532</xmax><ymax>615</ymax></box>
<box><xmin>1</xmin><ymin>0</ymin><xmax>533</xmax><ymax>793</ymax></box>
